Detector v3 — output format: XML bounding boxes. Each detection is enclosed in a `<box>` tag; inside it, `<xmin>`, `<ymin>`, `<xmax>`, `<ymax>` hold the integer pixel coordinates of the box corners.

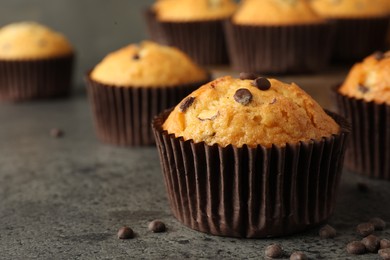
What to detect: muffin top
<box><xmin>339</xmin><ymin>51</ymin><xmax>390</xmax><ymax>105</ymax></box>
<box><xmin>91</xmin><ymin>41</ymin><xmax>209</xmax><ymax>87</ymax></box>
<box><xmin>310</xmin><ymin>0</ymin><xmax>389</xmax><ymax>18</ymax></box>
<box><xmin>163</xmin><ymin>75</ymin><xmax>339</xmax><ymax>148</ymax></box>
<box><xmin>233</xmin><ymin>0</ymin><xmax>324</xmax><ymax>25</ymax></box>
<box><xmin>153</xmin><ymin>0</ymin><xmax>237</xmax><ymax>21</ymax></box>
<box><xmin>0</xmin><ymin>21</ymin><xmax>73</xmax><ymax>60</ymax></box>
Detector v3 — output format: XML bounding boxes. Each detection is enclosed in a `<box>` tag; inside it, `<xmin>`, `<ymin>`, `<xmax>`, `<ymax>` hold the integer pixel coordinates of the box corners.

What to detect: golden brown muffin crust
<box><xmin>339</xmin><ymin>51</ymin><xmax>390</xmax><ymax>105</ymax></box>
<box><xmin>153</xmin><ymin>0</ymin><xmax>237</xmax><ymax>21</ymax></box>
<box><xmin>310</xmin><ymin>0</ymin><xmax>389</xmax><ymax>18</ymax></box>
<box><xmin>233</xmin><ymin>0</ymin><xmax>324</xmax><ymax>25</ymax></box>
<box><xmin>0</xmin><ymin>21</ymin><xmax>73</xmax><ymax>60</ymax></box>
<box><xmin>163</xmin><ymin>76</ymin><xmax>340</xmax><ymax>148</ymax></box>
<box><xmin>91</xmin><ymin>41</ymin><xmax>208</xmax><ymax>87</ymax></box>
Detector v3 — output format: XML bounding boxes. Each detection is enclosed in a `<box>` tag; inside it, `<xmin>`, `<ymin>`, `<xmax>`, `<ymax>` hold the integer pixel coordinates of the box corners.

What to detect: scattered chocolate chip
<box><xmin>239</xmin><ymin>72</ymin><xmax>258</xmax><ymax>80</ymax></box>
<box><xmin>290</xmin><ymin>251</ymin><xmax>307</xmax><ymax>260</ymax></box>
<box><xmin>132</xmin><ymin>53</ymin><xmax>140</xmax><ymax>60</ymax></box>
<box><xmin>148</xmin><ymin>220</ymin><xmax>166</xmax><ymax>233</ymax></box>
<box><xmin>358</xmin><ymin>84</ymin><xmax>369</xmax><ymax>94</ymax></box>
<box><xmin>346</xmin><ymin>241</ymin><xmax>366</xmax><ymax>255</ymax></box>
<box><xmin>117</xmin><ymin>226</ymin><xmax>134</xmax><ymax>239</ymax></box>
<box><xmin>381</xmin><ymin>239</ymin><xmax>390</xmax><ymax>249</ymax></box>
<box><xmin>234</xmin><ymin>88</ymin><xmax>253</xmax><ymax>106</ymax></box>
<box><xmin>197</xmin><ymin>111</ymin><xmax>219</xmax><ymax>121</ymax></box>
<box><xmin>265</xmin><ymin>244</ymin><xmax>283</xmax><ymax>258</ymax></box>
<box><xmin>379</xmin><ymin>248</ymin><xmax>390</xmax><ymax>260</ymax></box>
<box><xmin>253</xmin><ymin>77</ymin><xmax>271</xmax><ymax>91</ymax></box>
<box><xmin>362</xmin><ymin>235</ymin><xmax>380</xmax><ymax>253</ymax></box>
<box><xmin>357</xmin><ymin>182</ymin><xmax>369</xmax><ymax>192</ymax></box>
<box><xmin>50</xmin><ymin>128</ymin><xmax>64</xmax><ymax>138</ymax></box>
<box><xmin>179</xmin><ymin>97</ymin><xmax>195</xmax><ymax>113</ymax></box>
<box><xmin>373</xmin><ymin>51</ymin><xmax>385</xmax><ymax>61</ymax></box>
<box><xmin>319</xmin><ymin>224</ymin><xmax>337</xmax><ymax>239</ymax></box>
<box><xmin>356</xmin><ymin>222</ymin><xmax>375</xmax><ymax>237</ymax></box>
<box><xmin>369</xmin><ymin>218</ymin><xmax>386</xmax><ymax>231</ymax></box>
<box><xmin>269</xmin><ymin>98</ymin><xmax>277</xmax><ymax>105</ymax></box>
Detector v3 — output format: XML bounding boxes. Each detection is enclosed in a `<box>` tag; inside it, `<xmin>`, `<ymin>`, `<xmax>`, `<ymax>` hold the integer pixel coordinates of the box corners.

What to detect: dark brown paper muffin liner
<box><xmin>0</xmin><ymin>54</ymin><xmax>74</xmax><ymax>102</ymax></box>
<box><xmin>331</xmin><ymin>17</ymin><xmax>390</xmax><ymax>62</ymax></box>
<box><xmin>152</xmin><ymin>109</ymin><xmax>350</xmax><ymax>238</ymax></box>
<box><xmin>85</xmin><ymin>73</ymin><xmax>210</xmax><ymax>146</ymax></box>
<box><xmin>224</xmin><ymin>20</ymin><xmax>334</xmax><ymax>74</ymax></box>
<box><xmin>145</xmin><ymin>9</ymin><xmax>229</xmax><ymax>66</ymax></box>
<box><xmin>333</xmin><ymin>87</ymin><xmax>390</xmax><ymax>180</ymax></box>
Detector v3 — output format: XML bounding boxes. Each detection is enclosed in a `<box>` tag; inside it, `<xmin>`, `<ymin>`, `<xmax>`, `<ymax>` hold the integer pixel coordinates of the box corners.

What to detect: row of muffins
<box><xmin>146</xmin><ymin>0</ymin><xmax>390</xmax><ymax>73</ymax></box>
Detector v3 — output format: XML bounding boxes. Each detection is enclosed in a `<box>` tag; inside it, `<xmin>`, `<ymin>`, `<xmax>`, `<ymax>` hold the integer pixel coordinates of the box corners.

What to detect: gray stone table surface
<box><xmin>0</xmin><ymin>68</ymin><xmax>389</xmax><ymax>260</ymax></box>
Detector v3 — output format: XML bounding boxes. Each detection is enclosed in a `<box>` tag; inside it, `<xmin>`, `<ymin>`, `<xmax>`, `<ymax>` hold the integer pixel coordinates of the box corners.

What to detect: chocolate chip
<box><xmin>346</xmin><ymin>241</ymin><xmax>366</xmax><ymax>255</ymax></box>
<box><xmin>379</xmin><ymin>248</ymin><xmax>390</xmax><ymax>260</ymax></box>
<box><xmin>179</xmin><ymin>97</ymin><xmax>195</xmax><ymax>113</ymax></box>
<box><xmin>356</xmin><ymin>222</ymin><xmax>375</xmax><ymax>237</ymax></box>
<box><xmin>50</xmin><ymin>128</ymin><xmax>64</xmax><ymax>138</ymax></box>
<box><xmin>239</xmin><ymin>72</ymin><xmax>258</xmax><ymax>80</ymax></box>
<box><xmin>234</xmin><ymin>88</ymin><xmax>253</xmax><ymax>106</ymax></box>
<box><xmin>362</xmin><ymin>235</ymin><xmax>380</xmax><ymax>253</ymax></box>
<box><xmin>253</xmin><ymin>77</ymin><xmax>271</xmax><ymax>91</ymax></box>
<box><xmin>319</xmin><ymin>224</ymin><xmax>337</xmax><ymax>239</ymax></box>
<box><xmin>148</xmin><ymin>220</ymin><xmax>166</xmax><ymax>233</ymax></box>
<box><xmin>373</xmin><ymin>51</ymin><xmax>385</xmax><ymax>61</ymax></box>
<box><xmin>132</xmin><ymin>53</ymin><xmax>140</xmax><ymax>60</ymax></box>
<box><xmin>358</xmin><ymin>84</ymin><xmax>369</xmax><ymax>94</ymax></box>
<box><xmin>381</xmin><ymin>239</ymin><xmax>390</xmax><ymax>249</ymax></box>
<box><xmin>265</xmin><ymin>244</ymin><xmax>283</xmax><ymax>258</ymax></box>
<box><xmin>290</xmin><ymin>251</ymin><xmax>307</xmax><ymax>260</ymax></box>
<box><xmin>269</xmin><ymin>98</ymin><xmax>277</xmax><ymax>105</ymax></box>
<box><xmin>117</xmin><ymin>226</ymin><xmax>134</xmax><ymax>239</ymax></box>
<box><xmin>357</xmin><ymin>182</ymin><xmax>369</xmax><ymax>192</ymax></box>
<box><xmin>369</xmin><ymin>217</ymin><xmax>386</xmax><ymax>231</ymax></box>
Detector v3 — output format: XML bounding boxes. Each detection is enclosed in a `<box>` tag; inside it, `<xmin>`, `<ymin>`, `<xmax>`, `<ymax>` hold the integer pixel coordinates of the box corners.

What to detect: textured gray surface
<box><xmin>1</xmin><ymin>70</ymin><xmax>390</xmax><ymax>260</ymax></box>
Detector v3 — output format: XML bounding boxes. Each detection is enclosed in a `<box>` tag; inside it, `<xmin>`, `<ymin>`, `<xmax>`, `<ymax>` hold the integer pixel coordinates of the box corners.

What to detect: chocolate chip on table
<box><xmin>290</xmin><ymin>251</ymin><xmax>307</xmax><ymax>260</ymax></box>
<box><xmin>379</xmin><ymin>248</ymin><xmax>390</xmax><ymax>260</ymax></box>
<box><xmin>346</xmin><ymin>241</ymin><xmax>366</xmax><ymax>255</ymax></box>
<box><xmin>357</xmin><ymin>182</ymin><xmax>369</xmax><ymax>192</ymax></box>
<box><xmin>358</xmin><ymin>84</ymin><xmax>369</xmax><ymax>94</ymax></box>
<box><xmin>381</xmin><ymin>239</ymin><xmax>390</xmax><ymax>249</ymax></box>
<box><xmin>117</xmin><ymin>226</ymin><xmax>134</xmax><ymax>239</ymax></box>
<box><xmin>362</xmin><ymin>235</ymin><xmax>380</xmax><ymax>253</ymax></box>
<box><xmin>179</xmin><ymin>97</ymin><xmax>195</xmax><ymax>113</ymax></box>
<box><xmin>265</xmin><ymin>244</ymin><xmax>283</xmax><ymax>258</ymax></box>
<box><xmin>50</xmin><ymin>128</ymin><xmax>64</xmax><ymax>138</ymax></box>
<box><xmin>373</xmin><ymin>51</ymin><xmax>385</xmax><ymax>61</ymax></box>
<box><xmin>239</xmin><ymin>72</ymin><xmax>258</xmax><ymax>80</ymax></box>
<box><xmin>148</xmin><ymin>220</ymin><xmax>166</xmax><ymax>233</ymax></box>
<box><xmin>369</xmin><ymin>217</ymin><xmax>386</xmax><ymax>231</ymax></box>
<box><xmin>357</xmin><ymin>222</ymin><xmax>375</xmax><ymax>237</ymax></box>
<box><xmin>234</xmin><ymin>88</ymin><xmax>253</xmax><ymax>106</ymax></box>
<box><xmin>253</xmin><ymin>77</ymin><xmax>271</xmax><ymax>91</ymax></box>
<box><xmin>319</xmin><ymin>224</ymin><xmax>337</xmax><ymax>239</ymax></box>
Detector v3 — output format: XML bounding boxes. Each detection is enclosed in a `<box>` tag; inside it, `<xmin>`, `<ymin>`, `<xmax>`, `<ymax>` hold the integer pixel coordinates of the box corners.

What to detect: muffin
<box><xmin>145</xmin><ymin>0</ymin><xmax>237</xmax><ymax>65</ymax></box>
<box><xmin>310</xmin><ymin>0</ymin><xmax>390</xmax><ymax>62</ymax></box>
<box><xmin>334</xmin><ymin>51</ymin><xmax>390</xmax><ymax>179</ymax></box>
<box><xmin>0</xmin><ymin>21</ymin><xmax>74</xmax><ymax>101</ymax></box>
<box><xmin>86</xmin><ymin>41</ymin><xmax>210</xmax><ymax>146</ymax></box>
<box><xmin>224</xmin><ymin>0</ymin><xmax>334</xmax><ymax>74</ymax></box>
<box><xmin>153</xmin><ymin>75</ymin><xmax>350</xmax><ymax>237</ymax></box>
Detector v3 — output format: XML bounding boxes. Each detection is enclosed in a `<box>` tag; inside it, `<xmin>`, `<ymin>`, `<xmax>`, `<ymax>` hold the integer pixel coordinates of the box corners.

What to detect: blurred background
<box><xmin>0</xmin><ymin>0</ymin><xmax>157</xmax><ymax>86</ymax></box>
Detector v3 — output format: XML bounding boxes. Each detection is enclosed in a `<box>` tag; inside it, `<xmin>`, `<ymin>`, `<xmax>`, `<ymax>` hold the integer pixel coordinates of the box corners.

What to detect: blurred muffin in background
<box><xmin>0</xmin><ymin>21</ymin><xmax>74</xmax><ymax>102</ymax></box>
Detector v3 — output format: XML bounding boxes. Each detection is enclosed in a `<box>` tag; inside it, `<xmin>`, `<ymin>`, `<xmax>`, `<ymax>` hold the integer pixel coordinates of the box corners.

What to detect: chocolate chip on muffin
<box><xmin>234</xmin><ymin>88</ymin><xmax>253</xmax><ymax>105</ymax></box>
<box><xmin>253</xmin><ymin>77</ymin><xmax>271</xmax><ymax>91</ymax></box>
<box><xmin>179</xmin><ymin>97</ymin><xmax>196</xmax><ymax>112</ymax></box>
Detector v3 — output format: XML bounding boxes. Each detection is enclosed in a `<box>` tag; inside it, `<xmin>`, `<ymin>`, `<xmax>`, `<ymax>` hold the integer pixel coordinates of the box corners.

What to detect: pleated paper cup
<box><xmin>85</xmin><ymin>72</ymin><xmax>210</xmax><ymax>146</ymax></box>
<box><xmin>224</xmin><ymin>20</ymin><xmax>334</xmax><ymax>74</ymax></box>
<box><xmin>331</xmin><ymin>16</ymin><xmax>390</xmax><ymax>62</ymax></box>
<box><xmin>0</xmin><ymin>54</ymin><xmax>74</xmax><ymax>102</ymax></box>
<box><xmin>153</xmin><ymin>109</ymin><xmax>350</xmax><ymax>238</ymax></box>
<box><xmin>333</xmin><ymin>87</ymin><xmax>390</xmax><ymax>180</ymax></box>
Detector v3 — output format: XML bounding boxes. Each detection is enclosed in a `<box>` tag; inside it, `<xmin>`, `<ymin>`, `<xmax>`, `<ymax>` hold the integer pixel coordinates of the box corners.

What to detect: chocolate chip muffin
<box><xmin>310</xmin><ymin>0</ymin><xmax>390</xmax><ymax>62</ymax></box>
<box><xmin>86</xmin><ymin>41</ymin><xmax>209</xmax><ymax>146</ymax></box>
<box><xmin>153</xmin><ymin>74</ymin><xmax>350</xmax><ymax>238</ymax></box>
<box><xmin>224</xmin><ymin>0</ymin><xmax>334</xmax><ymax>74</ymax></box>
<box><xmin>145</xmin><ymin>0</ymin><xmax>237</xmax><ymax>65</ymax></box>
<box><xmin>0</xmin><ymin>21</ymin><xmax>74</xmax><ymax>101</ymax></box>
<box><xmin>334</xmin><ymin>51</ymin><xmax>390</xmax><ymax>179</ymax></box>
